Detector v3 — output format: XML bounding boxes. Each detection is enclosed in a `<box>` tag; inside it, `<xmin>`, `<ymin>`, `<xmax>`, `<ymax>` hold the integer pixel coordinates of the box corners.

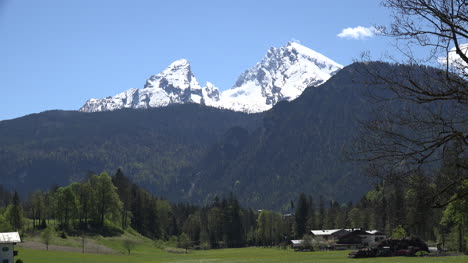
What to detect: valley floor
<box><xmin>16</xmin><ymin>246</ymin><xmax>467</xmax><ymax>263</ymax></box>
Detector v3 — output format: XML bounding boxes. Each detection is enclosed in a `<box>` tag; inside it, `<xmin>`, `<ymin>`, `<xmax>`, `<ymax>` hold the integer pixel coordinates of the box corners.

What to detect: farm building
<box><xmin>310</xmin><ymin>229</ymin><xmax>349</xmax><ymax>242</ymax></box>
<box><xmin>310</xmin><ymin>229</ymin><xmax>386</xmax><ymax>249</ymax></box>
<box><xmin>290</xmin><ymin>239</ymin><xmax>304</xmax><ymax>249</ymax></box>
<box><xmin>337</xmin><ymin>229</ymin><xmax>387</xmax><ymax>249</ymax></box>
<box><xmin>0</xmin><ymin>232</ymin><xmax>21</xmax><ymax>263</ymax></box>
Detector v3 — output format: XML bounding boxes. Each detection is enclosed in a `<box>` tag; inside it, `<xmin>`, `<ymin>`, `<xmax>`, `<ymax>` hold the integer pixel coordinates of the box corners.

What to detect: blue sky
<box><xmin>1</xmin><ymin>0</ymin><xmax>397</xmax><ymax>121</ymax></box>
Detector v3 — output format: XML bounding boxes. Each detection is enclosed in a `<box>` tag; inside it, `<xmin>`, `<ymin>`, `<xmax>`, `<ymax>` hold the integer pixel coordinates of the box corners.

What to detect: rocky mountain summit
<box><xmin>80</xmin><ymin>59</ymin><xmax>220</xmax><ymax>112</ymax></box>
<box><xmin>80</xmin><ymin>42</ymin><xmax>342</xmax><ymax>113</ymax></box>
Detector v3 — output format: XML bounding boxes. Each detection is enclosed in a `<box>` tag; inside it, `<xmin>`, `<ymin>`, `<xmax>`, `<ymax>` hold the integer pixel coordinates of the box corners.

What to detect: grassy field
<box><xmin>15</xmin><ymin>246</ymin><xmax>467</xmax><ymax>263</ymax></box>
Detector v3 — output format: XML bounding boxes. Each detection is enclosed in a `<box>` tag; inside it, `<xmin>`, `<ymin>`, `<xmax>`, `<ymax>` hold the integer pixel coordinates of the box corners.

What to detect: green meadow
<box><xmin>15</xmin><ymin>246</ymin><xmax>467</xmax><ymax>263</ymax></box>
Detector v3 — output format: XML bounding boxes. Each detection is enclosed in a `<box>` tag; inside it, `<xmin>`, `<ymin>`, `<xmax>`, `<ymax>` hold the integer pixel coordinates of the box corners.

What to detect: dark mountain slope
<box><xmin>176</xmin><ymin>62</ymin><xmax>397</xmax><ymax>209</ymax></box>
<box><xmin>0</xmin><ymin>105</ymin><xmax>261</xmax><ymax>195</ymax></box>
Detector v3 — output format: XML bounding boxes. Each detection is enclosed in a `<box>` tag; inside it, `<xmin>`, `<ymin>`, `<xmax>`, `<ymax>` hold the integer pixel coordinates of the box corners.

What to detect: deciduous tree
<box><xmin>41</xmin><ymin>226</ymin><xmax>56</xmax><ymax>251</ymax></box>
<box><xmin>89</xmin><ymin>172</ymin><xmax>122</xmax><ymax>227</ymax></box>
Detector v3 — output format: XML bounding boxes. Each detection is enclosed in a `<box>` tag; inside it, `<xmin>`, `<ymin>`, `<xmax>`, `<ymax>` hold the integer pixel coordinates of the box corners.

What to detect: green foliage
<box><xmin>182</xmin><ymin>212</ymin><xmax>200</xmax><ymax>242</ymax></box>
<box><xmin>256</xmin><ymin>210</ymin><xmax>287</xmax><ymax>246</ymax></box>
<box><xmin>122</xmin><ymin>239</ymin><xmax>137</xmax><ymax>255</ymax></box>
<box><xmin>153</xmin><ymin>239</ymin><xmax>165</xmax><ymax>249</ymax></box>
<box><xmin>56</xmin><ymin>186</ymin><xmax>78</xmax><ymax>230</ymax></box>
<box><xmin>302</xmin><ymin>234</ymin><xmax>314</xmax><ymax>250</ymax></box>
<box><xmin>392</xmin><ymin>225</ymin><xmax>407</xmax><ymax>239</ymax></box>
<box><xmin>177</xmin><ymin>233</ymin><xmax>191</xmax><ymax>252</ymax></box>
<box><xmin>441</xmin><ymin>180</ymin><xmax>468</xmax><ymax>227</ymax></box>
<box><xmin>440</xmin><ymin>180</ymin><xmax>468</xmax><ymax>252</ymax></box>
<box><xmin>405</xmin><ymin>173</ymin><xmax>433</xmax><ymax>240</ymax></box>
<box><xmin>5</xmin><ymin>192</ymin><xmax>23</xmax><ymax>230</ymax></box>
<box><xmin>8</xmin><ymin>162</ymin><xmax>464</xmax><ymax>253</ymax></box>
<box><xmin>31</xmin><ymin>190</ymin><xmax>46</xmax><ymax>228</ymax></box>
<box><xmin>41</xmin><ymin>226</ymin><xmax>56</xmax><ymax>251</ymax></box>
<box><xmin>0</xmin><ymin>214</ymin><xmax>12</xmax><ymax>232</ymax></box>
<box><xmin>415</xmin><ymin>250</ymin><xmax>429</xmax><ymax>257</ymax></box>
<box><xmin>89</xmin><ymin>172</ymin><xmax>123</xmax><ymax>227</ymax></box>
<box><xmin>200</xmin><ymin>241</ymin><xmax>211</xmax><ymax>250</ymax></box>
<box><xmin>221</xmin><ymin>196</ymin><xmax>244</xmax><ymax>247</ymax></box>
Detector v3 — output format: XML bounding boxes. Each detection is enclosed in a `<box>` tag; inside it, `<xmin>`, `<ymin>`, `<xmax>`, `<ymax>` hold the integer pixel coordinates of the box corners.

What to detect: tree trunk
<box><xmin>458</xmin><ymin>224</ymin><xmax>462</xmax><ymax>252</ymax></box>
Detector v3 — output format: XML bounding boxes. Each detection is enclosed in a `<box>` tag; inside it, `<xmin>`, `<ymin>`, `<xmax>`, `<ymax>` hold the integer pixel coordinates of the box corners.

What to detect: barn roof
<box><xmin>291</xmin><ymin>240</ymin><xmax>303</xmax><ymax>245</ymax></box>
<box><xmin>311</xmin><ymin>229</ymin><xmax>347</xmax><ymax>236</ymax></box>
<box><xmin>366</xmin><ymin>230</ymin><xmax>385</xmax><ymax>235</ymax></box>
<box><xmin>0</xmin><ymin>232</ymin><xmax>21</xmax><ymax>243</ymax></box>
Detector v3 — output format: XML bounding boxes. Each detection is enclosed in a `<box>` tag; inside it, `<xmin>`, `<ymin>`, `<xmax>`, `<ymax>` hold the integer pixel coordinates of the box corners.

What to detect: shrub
<box><xmin>392</xmin><ymin>225</ymin><xmax>407</xmax><ymax>239</ymax></box>
<box><xmin>41</xmin><ymin>226</ymin><xmax>56</xmax><ymax>251</ymax></box>
<box><xmin>200</xmin><ymin>241</ymin><xmax>211</xmax><ymax>250</ymax></box>
<box><xmin>122</xmin><ymin>239</ymin><xmax>137</xmax><ymax>255</ymax></box>
<box><xmin>154</xmin><ymin>239</ymin><xmax>165</xmax><ymax>249</ymax></box>
<box><xmin>415</xmin><ymin>250</ymin><xmax>429</xmax><ymax>257</ymax></box>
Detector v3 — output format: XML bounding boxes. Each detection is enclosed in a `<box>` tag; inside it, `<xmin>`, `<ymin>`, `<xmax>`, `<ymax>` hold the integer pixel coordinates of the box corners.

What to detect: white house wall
<box><xmin>0</xmin><ymin>243</ymin><xmax>14</xmax><ymax>263</ymax></box>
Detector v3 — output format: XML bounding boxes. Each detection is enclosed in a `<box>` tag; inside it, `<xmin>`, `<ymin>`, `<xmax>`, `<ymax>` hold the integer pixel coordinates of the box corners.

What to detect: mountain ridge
<box><xmin>80</xmin><ymin>42</ymin><xmax>342</xmax><ymax>113</ymax></box>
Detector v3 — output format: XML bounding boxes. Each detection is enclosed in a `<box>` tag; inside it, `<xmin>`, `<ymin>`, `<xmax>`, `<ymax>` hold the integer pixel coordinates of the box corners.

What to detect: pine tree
<box><xmin>306</xmin><ymin>195</ymin><xmax>316</xmax><ymax>230</ymax></box>
<box><xmin>295</xmin><ymin>193</ymin><xmax>308</xmax><ymax>238</ymax></box>
<box><xmin>318</xmin><ymin>195</ymin><xmax>325</xmax><ymax>229</ymax></box>
<box><xmin>6</xmin><ymin>191</ymin><xmax>23</xmax><ymax>231</ymax></box>
<box><xmin>406</xmin><ymin>172</ymin><xmax>433</xmax><ymax>239</ymax></box>
<box><xmin>112</xmin><ymin>169</ymin><xmax>132</xmax><ymax>229</ymax></box>
<box><xmin>223</xmin><ymin>196</ymin><xmax>243</xmax><ymax>247</ymax></box>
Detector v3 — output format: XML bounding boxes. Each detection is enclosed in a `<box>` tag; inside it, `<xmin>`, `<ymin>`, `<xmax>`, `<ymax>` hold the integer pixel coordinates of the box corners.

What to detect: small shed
<box><xmin>290</xmin><ymin>240</ymin><xmax>304</xmax><ymax>249</ymax></box>
<box><xmin>0</xmin><ymin>232</ymin><xmax>21</xmax><ymax>263</ymax></box>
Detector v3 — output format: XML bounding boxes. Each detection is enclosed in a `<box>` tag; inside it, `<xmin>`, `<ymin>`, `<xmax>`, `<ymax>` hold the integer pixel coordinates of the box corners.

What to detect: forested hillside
<box><xmin>175</xmin><ymin>62</ymin><xmax>398</xmax><ymax>209</ymax></box>
<box><xmin>0</xmin><ymin>105</ymin><xmax>260</xmax><ymax>196</ymax></box>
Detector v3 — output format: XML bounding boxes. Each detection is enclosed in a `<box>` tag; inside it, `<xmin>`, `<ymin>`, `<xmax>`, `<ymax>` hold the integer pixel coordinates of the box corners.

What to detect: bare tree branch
<box><xmin>352</xmin><ymin>0</ymin><xmax>467</xmax><ymax>207</ymax></box>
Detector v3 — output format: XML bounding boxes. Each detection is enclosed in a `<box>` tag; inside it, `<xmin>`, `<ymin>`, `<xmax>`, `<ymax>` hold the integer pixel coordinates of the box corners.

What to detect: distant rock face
<box><xmin>79</xmin><ymin>42</ymin><xmax>343</xmax><ymax>113</ymax></box>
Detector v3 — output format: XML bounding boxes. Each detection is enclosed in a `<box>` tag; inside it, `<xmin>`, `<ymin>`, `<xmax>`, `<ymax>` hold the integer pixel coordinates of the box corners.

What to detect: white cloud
<box><xmin>438</xmin><ymin>44</ymin><xmax>468</xmax><ymax>66</ymax></box>
<box><xmin>438</xmin><ymin>44</ymin><xmax>468</xmax><ymax>75</ymax></box>
<box><xmin>337</xmin><ymin>26</ymin><xmax>378</xmax><ymax>40</ymax></box>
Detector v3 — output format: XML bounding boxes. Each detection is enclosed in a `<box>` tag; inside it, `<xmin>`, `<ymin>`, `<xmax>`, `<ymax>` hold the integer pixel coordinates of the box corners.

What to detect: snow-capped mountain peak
<box><xmin>219</xmin><ymin>42</ymin><xmax>343</xmax><ymax>113</ymax></box>
<box><xmin>79</xmin><ymin>59</ymin><xmax>221</xmax><ymax>112</ymax></box>
<box><xmin>79</xmin><ymin>42</ymin><xmax>342</xmax><ymax>113</ymax></box>
<box><xmin>146</xmin><ymin>58</ymin><xmax>193</xmax><ymax>91</ymax></box>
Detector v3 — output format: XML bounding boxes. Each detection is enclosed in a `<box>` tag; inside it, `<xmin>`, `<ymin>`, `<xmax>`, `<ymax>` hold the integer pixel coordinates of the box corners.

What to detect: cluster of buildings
<box><xmin>291</xmin><ymin>228</ymin><xmax>386</xmax><ymax>250</ymax></box>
